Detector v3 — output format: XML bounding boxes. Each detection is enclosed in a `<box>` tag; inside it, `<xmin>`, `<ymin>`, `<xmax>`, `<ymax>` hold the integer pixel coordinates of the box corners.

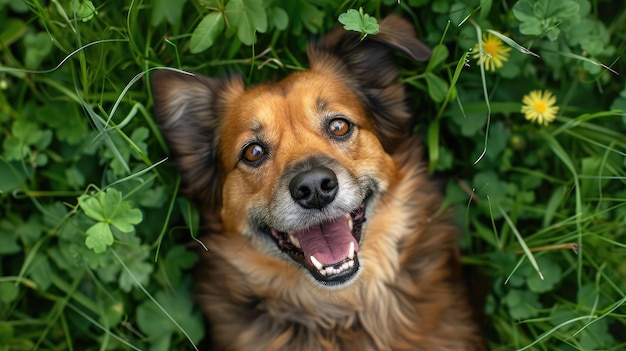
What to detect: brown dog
<box><xmin>152</xmin><ymin>15</ymin><xmax>483</xmax><ymax>351</ymax></box>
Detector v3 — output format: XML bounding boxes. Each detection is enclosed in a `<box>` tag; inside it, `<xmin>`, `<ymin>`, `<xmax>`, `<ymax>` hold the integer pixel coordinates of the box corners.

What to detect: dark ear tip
<box><xmin>377</xmin><ymin>15</ymin><xmax>432</xmax><ymax>62</ymax></box>
<box><xmin>151</xmin><ymin>68</ymin><xmax>196</xmax><ymax>86</ymax></box>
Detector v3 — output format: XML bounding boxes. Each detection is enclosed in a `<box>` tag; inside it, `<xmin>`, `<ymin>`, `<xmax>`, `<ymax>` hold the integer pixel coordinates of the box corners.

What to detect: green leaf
<box><xmin>28</xmin><ymin>253</ymin><xmax>53</xmax><ymax>291</ymax></box>
<box><xmin>0</xmin><ymin>282</ymin><xmax>20</xmax><ymax>304</ymax></box>
<box><xmin>15</xmin><ymin>218</ymin><xmax>44</xmax><ymax>246</ymax></box>
<box><xmin>473</xmin><ymin>171</ymin><xmax>509</xmax><ymax>202</ymax></box>
<box><xmin>0</xmin><ymin>160</ymin><xmax>25</xmax><ymax>193</ymax></box>
<box><xmin>512</xmin><ymin>0</ymin><xmax>534</xmax><ymax>20</ymax></box>
<box><xmin>137</xmin><ymin>186</ymin><xmax>166</xmax><ymax>208</ymax></box>
<box><xmin>12</xmin><ymin>120</ymin><xmax>42</xmax><ymax>145</ymax></box>
<box><xmin>79</xmin><ymin>193</ymin><xmax>106</xmax><ymax>222</ymax></box>
<box><xmin>338</xmin><ymin>8</ymin><xmax>379</xmax><ymax>38</ymax></box>
<box><xmin>450</xmin><ymin>111</ymin><xmax>487</xmax><ymax>137</ymax></box>
<box><xmin>225</xmin><ymin>0</ymin><xmax>268</xmax><ymax>46</ymax></box>
<box><xmin>119</xmin><ymin>246</ymin><xmax>153</xmax><ymax>292</ymax></box>
<box><xmin>190</xmin><ymin>12</ymin><xmax>225</xmax><ymax>53</ymax></box>
<box><xmin>41</xmin><ymin>103</ymin><xmax>87</xmax><ymax>144</ymax></box>
<box><xmin>151</xmin><ymin>0</ymin><xmax>187</xmax><ymax>26</ymax></box>
<box><xmin>23</xmin><ymin>32</ymin><xmax>53</xmax><ymax>69</ymax></box>
<box><xmin>269</xmin><ymin>7</ymin><xmax>289</xmax><ymax>31</ymax></box>
<box><xmin>100</xmin><ymin>298</ymin><xmax>125</xmax><ymax>328</ymax></box>
<box><xmin>110</xmin><ymin>203</ymin><xmax>142</xmax><ymax>232</ymax></box>
<box><xmin>425</xmin><ymin>73</ymin><xmax>449</xmax><ymax>103</ymax></box>
<box><xmin>0</xmin><ymin>18</ymin><xmax>27</xmax><ymax>46</ymax></box>
<box><xmin>2</xmin><ymin>138</ymin><xmax>29</xmax><ymax>161</ymax></box>
<box><xmin>0</xmin><ymin>223</ymin><xmax>21</xmax><ymax>254</ymax></box>
<box><xmin>610</xmin><ymin>88</ymin><xmax>626</xmax><ymax>119</ymax></box>
<box><xmin>525</xmin><ymin>257</ymin><xmax>562</xmax><ymax>293</ymax></box>
<box><xmin>484</xmin><ymin>122</ymin><xmax>509</xmax><ymax>161</ymax></box>
<box><xmin>427</xmin><ymin>44</ymin><xmax>449</xmax><ymax>71</ymax></box>
<box><xmin>503</xmin><ymin>289</ymin><xmax>542</xmax><ymax>319</ymax></box>
<box><xmin>297</xmin><ymin>2</ymin><xmax>324</xmax><ymax>33</ymax></box>
<box><xmin>162</xmin><ymin>245</ymin><xmax>199</xmax><ymax>286</ymax></box>
<box><xmin>65</xmin><ymin>167</ymin><xmax>85</xmax><ymax>188</ymax></box>
<box><xmin>79</xmin><ymin>188</ymin><xmax>143</xmax><ymax>233</ymax></box>
<box><xmin>518</xmin><ymin>17</ymin><xmax>543</xmax><ymax>35</ymax></box>
<box><xmin>577</xmin><ymin>284</ymin><xmax>600</xmax><ymax>310</ymax></box>
<box><xmin>75</xmin><ymin>0</ymin><xmax>97</xmax><ymax>22</ymax></box>
<box><xmin>136</xmin><ymin>280</ymin><xmax>204</xmax><ymax>342</ymax></box>
<box><xmin>85</xmin><ymin>222</ymin><xmax>114</xmax><ymax>253</ymax></box>
<box><xmin>579</xmin><ymin>318</ymin><xmax>615</xmax><ymax>350</ymax></box>
<box><xmin>431</xmin><ymin>0</ymin><xmax>450</xmax><ymax>13</ymax></box>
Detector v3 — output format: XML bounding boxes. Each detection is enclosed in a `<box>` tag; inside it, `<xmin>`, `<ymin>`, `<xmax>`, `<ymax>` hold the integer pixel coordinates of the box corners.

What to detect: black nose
<box><xmin>289</xmin><ymin>166</ymin><xmax>338</xmax><ymax>210</ymax></box>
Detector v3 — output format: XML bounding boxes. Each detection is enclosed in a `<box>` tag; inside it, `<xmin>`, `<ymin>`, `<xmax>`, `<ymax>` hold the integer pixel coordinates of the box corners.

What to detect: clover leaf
<box><xmin>503</xmin><ymin>289</ymin><xmax>542</xmax><ymax>319</ymax></box>
<box><xmin>136</xmin><ymin>279</ymin><xmax>204</xmax><ymax>350</ymax></box>
<box><xmin>525</xmin><ymin>256</ymin><xmax>562</xmax><ymax>293</ymax></box>
<box><xmin>513</xmin><ymin>0</ymin><xmax>581</xmax><ymax>41</ymax></box>
<box><xmin>338</xmin><ymin>8</ymin><xmax>379</xmax><ymax>40</ymax></box>
<box><xmin>78</xmin><ymin>188</ymin><xmax>143</xmax><ymax>253</ymax></box>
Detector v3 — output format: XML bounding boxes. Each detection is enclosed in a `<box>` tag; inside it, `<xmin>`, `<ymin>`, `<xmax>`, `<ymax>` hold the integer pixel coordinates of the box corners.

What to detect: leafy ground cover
<box><xmin>1</xmin><ymin>0</ymin><xmax>625</xmax><ymax>350</ymax></box>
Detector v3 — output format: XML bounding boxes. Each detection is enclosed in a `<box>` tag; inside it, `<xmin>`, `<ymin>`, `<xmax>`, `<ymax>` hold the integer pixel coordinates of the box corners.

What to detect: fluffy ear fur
<box><xmin>151</xmin><ymin>69</ymin><xmax>244</xmax><ymax>210</ymax></box>
<box><xmin>308</xmin><ymin>15</ymin><xmax>431</xmax><ymax>153</ymax></box>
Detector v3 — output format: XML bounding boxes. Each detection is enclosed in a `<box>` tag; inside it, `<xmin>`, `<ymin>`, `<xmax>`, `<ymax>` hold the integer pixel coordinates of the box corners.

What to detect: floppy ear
<box><xmin>308</xmin><ymin>14</ymin><xmax>431</xmax><ymax>153</ymax></box>
<box><xmin>151</xmin><ymin>69</ymin><xmax>244</xmax><ymax>210</ymax></box>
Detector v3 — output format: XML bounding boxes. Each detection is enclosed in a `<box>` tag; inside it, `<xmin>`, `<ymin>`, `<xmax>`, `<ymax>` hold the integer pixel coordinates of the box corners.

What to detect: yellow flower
<box><xmin>521</xmin><ymin>90</ymin><xmax>560</xmax><ymax>125</ymax></box>
<box><xmin>473</xmin><ymin>32</ymin><xmax>512</xmax><ymax>71</ymax></box>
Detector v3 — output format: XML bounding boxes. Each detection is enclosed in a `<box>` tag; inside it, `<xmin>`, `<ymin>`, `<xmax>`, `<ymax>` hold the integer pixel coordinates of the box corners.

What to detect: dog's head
<box><xmin>152</xmin><ymin>15</ymin><xmax>430</xmax><ymax>288</ymax></box>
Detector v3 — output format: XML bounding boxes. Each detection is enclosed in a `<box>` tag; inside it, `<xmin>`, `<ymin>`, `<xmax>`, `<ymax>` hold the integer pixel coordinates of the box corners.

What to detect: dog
<box><xmin>152</xmin><ymin>15</ymin><xmax>483</xmax><ymax>351</ymax></box>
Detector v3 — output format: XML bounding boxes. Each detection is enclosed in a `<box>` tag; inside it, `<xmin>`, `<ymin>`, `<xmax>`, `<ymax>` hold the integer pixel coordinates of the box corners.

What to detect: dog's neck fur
<box><xmin>195</xmin><ymin>137</ymin><xmax>482</xmax><ymax>351</ymax></box>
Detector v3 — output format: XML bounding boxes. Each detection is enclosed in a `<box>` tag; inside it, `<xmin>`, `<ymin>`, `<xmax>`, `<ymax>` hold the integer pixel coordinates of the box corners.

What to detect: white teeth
<box><xmin>310</xmin><ymin>256</ymin><xmax>324</xmax><ymax>271</ymax></box>
<box><xmin>289</xmin><ymin>232</ymin><xmax>301</xmax><ymax>249</ymax></box>
<box><xmin>310</xmin><ymin>245</ymin><xmax>357</xmax><ymax>278</ymax></box>
<box><xmin>346</xmin><ymin>213</ymin><xmax>353</xmax><ymax>230</ymax></box>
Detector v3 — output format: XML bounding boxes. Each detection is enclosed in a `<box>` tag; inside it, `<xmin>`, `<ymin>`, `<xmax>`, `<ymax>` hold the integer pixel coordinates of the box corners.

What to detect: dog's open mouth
<box><xmin>266</xmin><ymin>202</ymin><xmax>366</xmax><ymax>285</ymax></box>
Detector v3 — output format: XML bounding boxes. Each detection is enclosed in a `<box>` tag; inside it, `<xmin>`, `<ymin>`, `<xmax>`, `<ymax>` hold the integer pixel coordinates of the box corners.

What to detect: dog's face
<box><xmin>152</xmin><ymin>15</ymin><xmax>431</xmax><ymax>288</ymax></box>
<box><xmin>219</xmin><ymin>70</ymin><xmax>396</xmax><ymax>286</ymax></box>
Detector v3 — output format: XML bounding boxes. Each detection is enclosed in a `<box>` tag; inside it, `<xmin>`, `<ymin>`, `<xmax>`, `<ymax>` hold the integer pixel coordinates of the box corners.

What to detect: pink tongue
<box><xmin>295</xmin><ymin>216</ymin><xmax>359</xmax><ymax>267</ymax></box>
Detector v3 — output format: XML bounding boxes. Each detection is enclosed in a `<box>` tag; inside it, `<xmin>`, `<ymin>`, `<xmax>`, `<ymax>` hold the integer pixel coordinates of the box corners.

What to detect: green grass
<box><xmin>1</xmin><ymin>0</ymin><xmax>625</xmax><ymax>350</ymax></box>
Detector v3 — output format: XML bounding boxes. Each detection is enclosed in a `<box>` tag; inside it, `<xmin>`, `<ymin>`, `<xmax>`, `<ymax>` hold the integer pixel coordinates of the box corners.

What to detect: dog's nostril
<box><xmin>320</xmin><ymin>178</ymin><xmax>337</xmax><ymax>191</ymax></box>
<box><xmin>289</xmin><ymin>166</ymin><xmax>338</xmax><ymax>210</ymax></box>
<box><xmin>294</xmin><ymin>186</ymin><xmax>311</xmax><ymax>199</ymax></box>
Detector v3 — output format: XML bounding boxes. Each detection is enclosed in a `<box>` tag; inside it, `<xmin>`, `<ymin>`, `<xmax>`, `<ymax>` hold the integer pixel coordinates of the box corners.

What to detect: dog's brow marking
<box><xmin>249</xmin><ymin>119</ymin><xmax>264</xmax><ymax>134</ymax></box>
<box><xmin>316</xmin><ymin>96</ymin><xmax>330</xmax><ymax>114</ymax></box>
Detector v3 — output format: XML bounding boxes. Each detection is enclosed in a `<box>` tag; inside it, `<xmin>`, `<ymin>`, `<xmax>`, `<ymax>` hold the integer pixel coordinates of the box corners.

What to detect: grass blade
<box><xmin>498</xmin><ymin>204</ymin><xmax>544</xmax><ymax>280</ymax></box>
<box><xmin>487</xmin><ymin>29</ymin><xmax>540</xmax><ymax>58</ymax></box>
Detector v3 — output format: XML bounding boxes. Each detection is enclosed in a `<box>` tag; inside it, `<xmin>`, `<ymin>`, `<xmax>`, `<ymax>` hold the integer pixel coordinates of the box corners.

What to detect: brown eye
<box><xmin>328</xmin><ymin>118</ymin><xmax>352</xmax><ymax>138</ymax></box>
<box><xmin>242</xmin><ymin>143</ymin><xmax>266</xmax><ymax>165</ymax></box>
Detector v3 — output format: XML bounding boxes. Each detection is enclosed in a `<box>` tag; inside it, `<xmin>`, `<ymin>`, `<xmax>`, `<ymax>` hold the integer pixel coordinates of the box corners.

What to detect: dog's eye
<box><xmin>328</xmin><ymin>118</ymin><xmax>352</xmax><ymax>138</ymax></box>
<box><xmin>242</xmin><ymin>143</ymin><xmax>266</xmax><ymax>165</ymax></box>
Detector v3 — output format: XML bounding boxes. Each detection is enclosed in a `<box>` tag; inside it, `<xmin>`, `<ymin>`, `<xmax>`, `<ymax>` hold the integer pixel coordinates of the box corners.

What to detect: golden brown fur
<box><xmin>152</xmin><ymin>15</ymin><xmax>483</xmax><ymax>351</ymax></box>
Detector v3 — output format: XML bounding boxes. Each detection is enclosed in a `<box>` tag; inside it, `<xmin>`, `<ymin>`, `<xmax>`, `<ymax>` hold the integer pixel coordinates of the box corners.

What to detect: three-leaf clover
<box><xmin>338</xmin><ymin>8</ymin><xmax>379</xmax><ymax>40</ymax></box>
<box><xmin>78</xmin><ymin>188</ymin><xmax>143</xmax><ymax>253</ymax></box>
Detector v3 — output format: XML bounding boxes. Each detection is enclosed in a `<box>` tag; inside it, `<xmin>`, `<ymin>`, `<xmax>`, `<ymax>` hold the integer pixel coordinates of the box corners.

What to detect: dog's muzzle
<box><xmin>264</xmin><ymin>165</ymin><xmax>367</xmax><ymax>286</ymax></box>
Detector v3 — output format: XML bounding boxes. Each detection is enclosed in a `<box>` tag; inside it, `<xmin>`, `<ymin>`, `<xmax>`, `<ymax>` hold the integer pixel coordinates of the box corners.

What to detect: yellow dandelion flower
<box><xmin>473</xmin><ymin>32</ymin><xmax>512</xmax><ymax>71</ymax></box>
<box><xmin>521</xmin><ymin>90</ymin><xmax>560</xmax><ymax>125</ymax></box>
